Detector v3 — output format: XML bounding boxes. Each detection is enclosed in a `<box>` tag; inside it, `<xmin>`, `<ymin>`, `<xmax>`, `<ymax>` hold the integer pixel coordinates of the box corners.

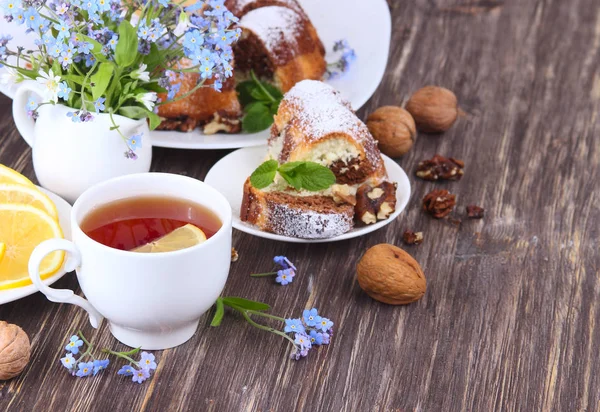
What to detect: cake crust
<box><xmin>241</xmin><ymin>179</ymin><xmax>354</xmax><ymax>239</ymax></box>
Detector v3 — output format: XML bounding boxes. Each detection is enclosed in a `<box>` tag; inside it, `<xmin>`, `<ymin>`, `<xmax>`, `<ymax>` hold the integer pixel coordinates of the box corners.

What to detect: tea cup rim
<box><xmin>71</xmin><ymin>172</ymin><xmax>232</xmax><ymax>257</ymax></box>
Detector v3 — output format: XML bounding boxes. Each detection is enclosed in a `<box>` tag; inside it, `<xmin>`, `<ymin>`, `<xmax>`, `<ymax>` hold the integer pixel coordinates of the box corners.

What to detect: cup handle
<box><xmin>29</xmin><ymin>239</ymin><xmax>104</xmax><ymax>328</ymax></box>
<box><xmin>12</xmin><ymin>81</ymin><xmax>44</xmax><ymax>147</ymax></box>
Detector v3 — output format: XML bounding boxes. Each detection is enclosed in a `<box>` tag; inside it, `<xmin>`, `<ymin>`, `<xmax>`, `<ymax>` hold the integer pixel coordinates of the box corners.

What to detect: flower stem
<box><xmin>245</xmin><ymin>309</ymin><xmax>286</xmax><ymax>322</ymax></box>
<box><xmin>77</xmin><ymin>330</ymin><xmax>94</xmax><ymax>360</ymax></box>
<box><xmin>101</xmin><ymin>348</ymin><xmax>140</xmax><ymax>366</ymax></box>
<box><xmin>238</xmin><ymin>310</ymin><xmax>297</xmax><ymax>348</ymax></box>
<box><xmin>156</xmin><ymin>78</ymin><xmax>207</xmax><ymax>106</ymax></box>
<box><xmin>251</xmin><ymin>71</ymin><xmax>276</xmax><ymax>103</ymax></box>
<box><xmin>250</xmin><ymin>272</ymin><xmax>278</xmax><ymax>277</ymax></box>
<box><xmin>78</xmin><ymin>330</ymin><xmax>92</xmax><ymax>347</ymax></box>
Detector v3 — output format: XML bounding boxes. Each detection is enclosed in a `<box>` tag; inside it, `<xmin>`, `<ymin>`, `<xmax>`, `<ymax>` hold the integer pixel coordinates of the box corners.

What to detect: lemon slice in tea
<box><xmin>0</xmin><ymin>203</ymin><xmax>64</xmax><ymax>290</ymax></box>
<box><xmin>0</xmin><ymin>164</ymin><xmax>35</xmax><ymax>187</ymax></box>
<box><xmin>0</xmin><ymin>242</ymin><xmax>5</xmax><ymax>264</ymax></box>
<box><xmin>132</xmin><ymin>224</ymin><xmax>207</xmax><ymax>253</ymax></box>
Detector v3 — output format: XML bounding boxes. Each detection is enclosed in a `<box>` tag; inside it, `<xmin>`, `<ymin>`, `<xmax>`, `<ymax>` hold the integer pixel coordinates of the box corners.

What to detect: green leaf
<box><xmin>241</xmin><ymin>102</ymin><xmax>274</xmax><ymax>133</ymax></box>
<box><xmin>250</xmin><ymin>86</ymin><xmax>272</xmax><ymax>103</ymax></box>
<box><xmin>143</xmin><ymin>43</ymin><xmax>162</xmax><ymax>70</ymax></box>
<box><xmin>143</xmin><ymin>82</ymin><xmax>167</xmax><ymax>94</ymax></box>
<box><xmin>118</xmin><ymin>106</ymin><xmax>147</xmax><ymax>119</ymax></box>
<box><xmin>236</xmin><ymin>80</ymin><xmax>258</xmax><ymax>107</ymax></box>
<box><xmin>296</xmin><ymin>162</ymin><xmax>336</xmax><ymax>191</ymax></box>
<box><xmin>278</xmin><ymin>169</ymin><xmax>303</xmax><ymax>190</ymax></box>
<box><xmin>115</xmin><ymin>21</ymin><xmax>138</xmax><ymax>67</ymax></box>
<box><xmin>122</xmin><ymin>82</ymin><xmax>132</xmax><ymax>96</ymax></box>
<box><xmin>250</xmin><ymin>159</ymin><xmax>278</xmax><ymax>189</ymax></box>
<box><xmin>62</xmin><ymin>74</ymin><xmax>85</xmax><ymax>85</ymax></box>
<box><xmin>90</xmin><ymin>62</ymin><xmax>114</xmax><ymax>100</ymax></box>
<box><xmin>269</xmin><ymin>100</ymin><xmax>281</xmax><ymax>114</ymax></box>
<box><xmin>249</xmin><ymin>82</ymin><xmax>283</xmax><ymax>103</ymax></box>
<box><xmin>278</xmin><ymin>161</ymin><xmax>305</xmax><ymax>174</ymax></box>
<box><xmin>146</xmin><ymin>110</ymin><xmax>161</xmax><ymax>130</ymax></box>
<box><xmin>262</xmin><ymin>82</ymin><xmax>284</xmax><ymax>101</ymax></box>
<box><xmin>210</xmin><ymin>298</ymin><xmax>225</xmax><ymax>327</ymax></box>
<box><xmin>221</xmin><ymin>297</ymin><xmax>270</xmax><ymax>312</ymax></box>
<box><xmin>79</xmin><ymin>35</ymin><xmax>108</xmax><ymax>62</ymax></box>
<box><xmin>278</xmin><ymin>162</ymin><xmax>336</xmax><ymax>191</ymax></box>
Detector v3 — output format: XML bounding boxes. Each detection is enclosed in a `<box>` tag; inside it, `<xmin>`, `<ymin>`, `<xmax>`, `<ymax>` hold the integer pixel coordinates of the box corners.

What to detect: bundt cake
<box><xmin>241</xmin><ymin>80</ymin><xmax>398</xmax><ymax>239</ymax></box>
<box><xmin>157</xmin><ymin>0</ymin><xmax>326</xmax><ymax>134</ymax></box>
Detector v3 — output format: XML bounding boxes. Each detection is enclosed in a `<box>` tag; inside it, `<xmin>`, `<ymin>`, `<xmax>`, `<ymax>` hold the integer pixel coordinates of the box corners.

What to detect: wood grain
<box><xmin>1</xmin><ymin>0</ymin><xmax>599</xmax><ymax>410</ymax></box>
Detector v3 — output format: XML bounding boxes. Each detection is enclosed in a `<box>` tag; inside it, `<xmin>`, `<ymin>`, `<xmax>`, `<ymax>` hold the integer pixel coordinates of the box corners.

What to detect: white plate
<box><xmin>0</xmin><ymin>0</ymin><xmax>392</xmax><ymax>150</ymax></box>
<box><xmin>205</xmin><ymin>146</ymin><xmax>411</xmax><ymax>243</ymax></box>
<box><xmin>0</xmin><ymin>187</ymin><xmax>72</xmax><ymax>305</ymax></box>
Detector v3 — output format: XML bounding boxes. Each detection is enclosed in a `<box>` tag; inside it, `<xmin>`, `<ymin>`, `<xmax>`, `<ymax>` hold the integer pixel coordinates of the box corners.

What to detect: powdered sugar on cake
<box><xmin>239</xmin><ymin>6</ymin><xmax>303</xmax><ymax>57</ymax></box>
<box><xmin>278</xmin><ymin>80</ymin><xmax>382</xmax><ymax>167</ymax></box>
<box><xmin>268</xmin><ymin>203</ymin><xmax>353</xmax><ymax>239</ymax></box>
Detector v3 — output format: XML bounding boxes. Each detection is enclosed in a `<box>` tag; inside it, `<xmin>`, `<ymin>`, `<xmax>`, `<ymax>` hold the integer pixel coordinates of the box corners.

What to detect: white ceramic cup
<box><xmin>28</xmin><ymin>173</ymin><xmax>232</xmax><ymax>350</ymax></box>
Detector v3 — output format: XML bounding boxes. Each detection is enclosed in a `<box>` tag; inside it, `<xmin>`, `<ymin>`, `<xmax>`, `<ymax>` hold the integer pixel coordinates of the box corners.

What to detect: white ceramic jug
<box><xmin>12</xmin><ymin>81</ymin><xmax>152</xmax><ymax>203</ymax></box>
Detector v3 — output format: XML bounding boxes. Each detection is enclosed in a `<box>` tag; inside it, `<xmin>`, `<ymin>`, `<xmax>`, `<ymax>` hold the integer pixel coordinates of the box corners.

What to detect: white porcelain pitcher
<box><xmin>12</xmin><ymin>81</ymin><xmax>152</xmax><ymax>203</ymax></box>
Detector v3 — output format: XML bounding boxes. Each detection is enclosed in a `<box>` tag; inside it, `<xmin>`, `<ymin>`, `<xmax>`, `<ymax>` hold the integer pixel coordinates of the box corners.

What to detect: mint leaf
<box><xmin>242</xmin><ymin>102</ymin><xmax>274</xmax><ymax>133</ymax></box>
<box><xmin>296</xmin><ymin>162</ymin><xmax>336</xmax><ymax>191</ymax></box>
<box><xmin>250</xmin><ymin>159</ymin><xmax>278</xmax><ymax>189</ymax></box>
<box><xmin>236</xmin><ymin>80</ymin><xmax>258</xmax><ymax>107</ymax></box>
<box><xmin>278</xmin><ymin>162</ymin><xmax>336</xmax><ymax>191</ymax></box>
<box><xmin>278</xmin><ymin>161</ymin><xmax>304</xmax><ymax>174</ymax></box>
<box><xmin>269</xmin><ymin>100</ymin><xmax>280</xmax><ymax>114</ymax></box>
<box><xmin>279</xmin><ymin>169</ymin><xmax>303</xmax><ymax>190</ymax></box>
<box><xmin>210</xmin><ymin>298</ymin><xmax>225</xmax><ymax>327</ymax></box>
<box><xmin>115</xmin><ymin>21</ymin><xmax>138</xmax><ymax>67</ymax></box>
<box><xmin>262</xmin><ymin>82</ymin><xmax>284</xmax><ymax>101</ymax></box>
<box><xmin>238</xmin><ymin>71</ymin><xmax>283</xmax><ymax>133</ymax></box>
<box><xmin>90</xmin><ymin>62</ymin><xmax>113</xmax><ymax>100</ymax></box>
<box><xmin>221</xmin><ymin>297</ymin><xmax>271</xmax><ymax>312</ymax></box>
<box><xmin>278</xmin><ymin>162</ymin><xmax>308</xmax><ymax>190</ymax></box>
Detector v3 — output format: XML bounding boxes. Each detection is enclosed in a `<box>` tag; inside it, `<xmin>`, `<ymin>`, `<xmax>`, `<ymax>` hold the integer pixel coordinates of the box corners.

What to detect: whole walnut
<box><xmin>405</xmin><ymin>86</ymin><xmax>460</xmax><ymax>133</ymax></box>
<box><xmin>0</xmin><ymin>321</ymin><xmax>30</xmax><ymax>380</ymax></box>
<box><xmin>367</xmin><ymin>106</ymin><xmax>416</xmax><ymax>158</ymax></box>
<box><xmin>356</xmin><ymin>244</ymin><xmax>426</xmax><ymax>305</ymax></box>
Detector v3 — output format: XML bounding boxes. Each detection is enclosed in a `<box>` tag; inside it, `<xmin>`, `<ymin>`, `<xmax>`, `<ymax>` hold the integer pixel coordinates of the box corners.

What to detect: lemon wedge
<box><xmin>132</xmin><ymin>224</ymin><xmax>207</xmax><ymax>253</ymax></box>
<box><xmin>0</xmin><ymin>183</ymin><xmax>59</xmax><ymax>221</ymax></box>
<box><xmin>0</xmin><ymin>243</ymin><xmax>5</xmax><ymax>265</ymax></box>
<box><xmin>0</xmin><ymin>164</ymin><xmax>35</xmax><ymax>187</ymax></box>
<box><xmin>0</xmin><ymin>203</ymin><xmax>64</xmax><ymax>290</ymax></box>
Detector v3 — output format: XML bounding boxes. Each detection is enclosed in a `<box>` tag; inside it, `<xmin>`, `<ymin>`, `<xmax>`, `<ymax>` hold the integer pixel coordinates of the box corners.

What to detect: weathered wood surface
<box><xmin>1</xmin><ymin>0</ymin><xmax>599</xmax><ymax>410</ymax></box>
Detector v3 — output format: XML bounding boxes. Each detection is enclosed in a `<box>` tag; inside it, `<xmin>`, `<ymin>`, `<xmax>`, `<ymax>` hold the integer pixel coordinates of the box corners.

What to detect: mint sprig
<box><xmin>250</xmin><ymin>160</ymin><xmax>336</xmax><ymax>192</ymax></box>
<box><xmin>237</xmin><ymin>71</ymin><xmax>283</xmax><ymax>133</ymax></box>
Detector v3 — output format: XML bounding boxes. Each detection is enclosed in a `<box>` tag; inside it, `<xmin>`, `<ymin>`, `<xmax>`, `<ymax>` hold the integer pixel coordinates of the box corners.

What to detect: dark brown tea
<box><xmin>81</xmin><ymin>196</ymin><xmax>222</xmax><ymax>251</ymax></box>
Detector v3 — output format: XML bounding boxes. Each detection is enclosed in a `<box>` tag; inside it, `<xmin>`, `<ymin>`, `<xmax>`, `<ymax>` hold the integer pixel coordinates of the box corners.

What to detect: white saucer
<box><xmin>0</xmin><ymin>187</ymin><xmax>72</xmax><ymax>305</ymax></box>
<box><xmin>0</xmin><ymin>0</ymin><xmax>392</xmax><ymax>150</ymax></box>
<box><xmin>204</xmin><ymin>146</ymin><xmax>411</xmax><ymax>244</ymax></box>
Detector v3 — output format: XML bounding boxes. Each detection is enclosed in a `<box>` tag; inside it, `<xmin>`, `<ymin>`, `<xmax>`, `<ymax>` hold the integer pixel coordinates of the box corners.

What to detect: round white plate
<box><xmin>0</xmin><ymin>187</ymin><xmax>72</xmax><ymax>305</ymax></box>
<box><xmin>0</xmin><ymin>0</ymin><xmax>392</xmax><ymax>150</ymax></box>
<box><xmin>205</xmin><ymin>146</ymin><xmax>411</xmax><ymax>243</ymax></box>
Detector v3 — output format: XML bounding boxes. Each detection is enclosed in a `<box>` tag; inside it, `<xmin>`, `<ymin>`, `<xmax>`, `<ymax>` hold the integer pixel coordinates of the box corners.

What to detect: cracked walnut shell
<box><xmin>356</xmin><ymin>244</ymin><xmax>426</xmax><ymax>305</ymax></box>
<box><xmin>0</xmin><ymin>321</ymin><xmax>30</xmax><ymax>380</ymax></box>
<box><xmin>367</xmin><ymin>106</ymin><xmax>417</xmax><ymax>157</ymax></box>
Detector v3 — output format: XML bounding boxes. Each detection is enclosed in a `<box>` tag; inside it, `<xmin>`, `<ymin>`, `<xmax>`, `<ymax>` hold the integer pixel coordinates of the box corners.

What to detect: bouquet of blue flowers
<box><xmin>0</xmin><ymin>0</ymin><xmax>240</xmax><ymax>156</ymax></box>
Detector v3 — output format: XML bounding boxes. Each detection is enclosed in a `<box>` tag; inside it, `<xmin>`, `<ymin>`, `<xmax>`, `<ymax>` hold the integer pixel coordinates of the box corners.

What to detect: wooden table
<box><xmin>1</xmin><ymin>0</ymin><xmax>599</xmax><ymax>410</ymax></box>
